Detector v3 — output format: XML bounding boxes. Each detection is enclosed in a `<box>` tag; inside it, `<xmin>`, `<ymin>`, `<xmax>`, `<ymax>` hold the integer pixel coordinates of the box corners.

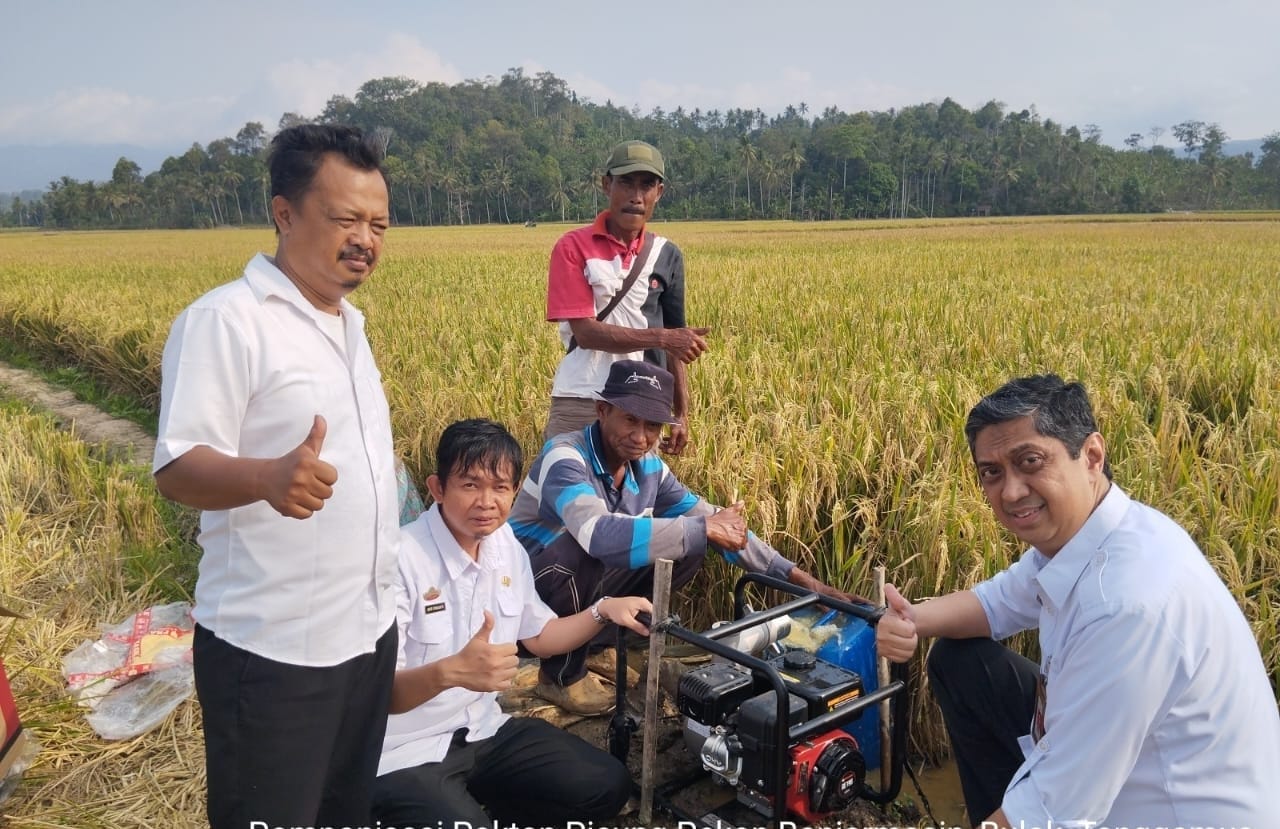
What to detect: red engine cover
<box><xmin>785</xmin><ymin>731</ymin><xmax>864</xmax><ymax>823</ymax></box>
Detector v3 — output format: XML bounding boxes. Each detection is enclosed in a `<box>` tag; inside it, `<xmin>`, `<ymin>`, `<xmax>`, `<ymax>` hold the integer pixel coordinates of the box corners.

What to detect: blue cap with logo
<box><xmin>593</xmin><ymin>359</ymin><xmax>679</xmax><ymax>425</ymax></box>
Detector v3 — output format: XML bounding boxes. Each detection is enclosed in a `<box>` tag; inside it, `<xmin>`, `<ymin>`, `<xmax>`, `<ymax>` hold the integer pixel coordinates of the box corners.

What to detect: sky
<box><xmin>3</xmin><ymin>0</ymin><xmax>1277</xmax><ymax>187</ymax></box>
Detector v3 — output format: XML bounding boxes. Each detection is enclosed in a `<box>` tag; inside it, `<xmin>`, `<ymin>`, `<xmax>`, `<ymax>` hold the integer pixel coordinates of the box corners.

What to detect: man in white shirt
<box><xmin>153</xmin><ymin>124</ymin><xmax>399</xmax><ymax>829</ymax></box>
<box><xmin>877</xmin><ymin>374</ymin><xmax>1280</xmax><ymax>829</ymax></box>
<box><xmin>374</xmin><ymin>419</ymin><xmax>651</xmax><ymax>826</ymax></box>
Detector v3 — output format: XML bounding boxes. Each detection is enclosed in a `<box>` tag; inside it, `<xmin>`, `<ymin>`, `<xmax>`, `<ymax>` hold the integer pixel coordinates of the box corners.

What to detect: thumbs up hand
<box><xmin>261</xmin><ymin>414</ymin><xmax>339</xmax><ymax>519</ymax></box>
<box><xmin>450</xmin><ymin>610</ymin><xmax>519</xmax><ymax>692</ymax></box>
<box><xmin>876</xmin><ymin>584</ymin><xmax>919</xmax><ymax>664</ymax></box>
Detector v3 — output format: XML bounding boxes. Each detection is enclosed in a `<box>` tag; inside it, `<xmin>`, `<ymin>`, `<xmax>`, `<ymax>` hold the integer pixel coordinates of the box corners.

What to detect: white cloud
<box><xmin>0</xmin><ymin>34</ymin><xmax>460</xmax><ymax>147</ymax></box>
<box><xmin>555</xmin><ymin>73</ymin><xmax>618</xmax><ymax>107</ymax></box>
<box><xmin>514</xmin><ymin>60</ymin><xmax>620</xmax><ymax>108</ymax></box>
<box><xmin>265</xmin><ymin>57</ymin><xmax>347</xmax><ymax>119</ymax></box>
<box><xmin>0</xmin><ymin>87</ymin><xmax>237</xmax><ymax>145</ymax></box>
<box><xmin>634</xmin><ymin>80</ymin><xmax>722</xmax><ymax>113</ymax></box>
<box><xmin>265</xmin><ymin>33</ymin><xmax>462</xmax><ymax>118</ymax></box>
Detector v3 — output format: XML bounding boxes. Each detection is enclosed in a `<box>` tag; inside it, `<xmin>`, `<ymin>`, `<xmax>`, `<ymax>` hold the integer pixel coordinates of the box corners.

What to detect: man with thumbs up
<box><xmin>876</xmin><ymin>375</ymin><xmax>1279</xmax><ymax>829</ymax></box>
<box><xmin>153</xmin><ymin>125</ymin><xmax>400</xmax><ymax>829</ymax></box>
<box><xmin>372</xmin><ymin>419</ymin><xmax>651</xmax><ymax>827</ymax></box>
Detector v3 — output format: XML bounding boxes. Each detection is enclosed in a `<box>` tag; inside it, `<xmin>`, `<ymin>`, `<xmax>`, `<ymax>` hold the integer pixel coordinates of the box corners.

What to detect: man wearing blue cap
<box><xmin>510</xmin><ymin>359</ymin><xmax>856</xmax><ymax>714</ymax></box>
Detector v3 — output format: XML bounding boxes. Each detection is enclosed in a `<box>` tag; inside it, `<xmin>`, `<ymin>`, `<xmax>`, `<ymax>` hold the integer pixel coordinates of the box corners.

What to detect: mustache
<box><xmin>340</xmin><ymin>246</ymin><xmax>374</xmax><ymax>264</ymax></box>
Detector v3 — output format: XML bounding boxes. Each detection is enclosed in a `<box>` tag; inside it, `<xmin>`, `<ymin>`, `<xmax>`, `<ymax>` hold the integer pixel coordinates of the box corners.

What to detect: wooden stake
<box><xmin>639</xmin><ymin>557</ymin><xmax>673</xmax><ymax>824</ymax></box>
<box><xmin>876</xmin><ymin>565</ymin><xmax>892</xmax><ymax>792</ymax></box>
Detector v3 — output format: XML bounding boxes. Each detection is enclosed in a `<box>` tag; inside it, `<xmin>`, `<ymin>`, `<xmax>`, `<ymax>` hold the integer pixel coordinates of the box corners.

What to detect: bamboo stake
<box><xmin>876</xmin><ymin>565</ymin><xmax>892</xmax><ymax>792</ymax></box>
<box><xmin>639</xmin><ymin>557</ymin><xmax>673</xmax><ymax>824</ymax></box>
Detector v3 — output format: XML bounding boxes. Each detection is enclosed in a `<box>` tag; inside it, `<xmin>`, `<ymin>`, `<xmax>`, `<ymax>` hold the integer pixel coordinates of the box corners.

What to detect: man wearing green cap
<box><xmin>543</xmin><ymin>140</ymin><xmax>709</xmax><ymax>455</ymax></box>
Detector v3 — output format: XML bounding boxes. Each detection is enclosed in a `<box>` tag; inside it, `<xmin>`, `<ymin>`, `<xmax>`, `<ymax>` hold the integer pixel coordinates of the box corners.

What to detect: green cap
<box><xmin>605</xmin><ymin>140</ymin><xmax>665</xmax><ymax>180</ymax></box>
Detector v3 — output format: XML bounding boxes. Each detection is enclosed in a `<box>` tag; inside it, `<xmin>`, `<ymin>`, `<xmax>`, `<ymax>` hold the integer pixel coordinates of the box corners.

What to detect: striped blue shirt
<box><xmin>509</xmin><ymin>423</ymin><xmax>794</xmax><ymax>578</ymax></box>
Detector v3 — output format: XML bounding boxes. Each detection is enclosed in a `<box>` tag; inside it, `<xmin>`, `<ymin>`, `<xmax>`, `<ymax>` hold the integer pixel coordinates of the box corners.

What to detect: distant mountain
<box><xmin>1167</xmin><ymin>138</ymin><xmax>1266</xmax><ymax>160</ymax></box>
<box><xmin>0</xmin><ymin>143</ymin><xmax>182</xmax><ymax>194</ymax></box>
<box><xmin>1222</xmin><ymin>138</ymin><xmax>1264</xmax><ymax>158</ymax></box>
<box><xmin>0</xmin><ymin>188</ymin><xmax>45</xmax><ymax>205</ymax></box>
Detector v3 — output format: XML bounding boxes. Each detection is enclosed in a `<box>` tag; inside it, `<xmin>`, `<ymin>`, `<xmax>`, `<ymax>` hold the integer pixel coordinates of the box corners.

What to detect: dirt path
<box><xmin>0</xmin><ymin>361</ymin><xmax>155</xmax><ymax>467</ymax></box>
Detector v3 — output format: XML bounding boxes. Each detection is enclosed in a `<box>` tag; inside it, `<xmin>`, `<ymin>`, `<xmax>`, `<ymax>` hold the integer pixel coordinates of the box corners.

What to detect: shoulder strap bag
<box><xmin>566</xmin><ymin>231</ymin><xmax>656</xmax><ymax>354</ymax></box>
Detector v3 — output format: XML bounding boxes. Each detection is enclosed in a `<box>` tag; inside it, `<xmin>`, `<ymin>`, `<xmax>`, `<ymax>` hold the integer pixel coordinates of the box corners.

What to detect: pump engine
<box><xmin>677</xmin><ymin>644</ymin><xmax>870</xmax><ymax>822</ymax></box>
<box><xmin>649</xmin><ymin>573</ymin><xmax>909</xmax><ymax>828</ymax></box>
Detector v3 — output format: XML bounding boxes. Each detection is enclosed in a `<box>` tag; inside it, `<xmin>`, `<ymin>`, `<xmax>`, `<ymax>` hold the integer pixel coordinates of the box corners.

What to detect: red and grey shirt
<box><xmin>546</xmin><ymin>211</ymin><xmax>685</xmax><ymax>399</ymax></box>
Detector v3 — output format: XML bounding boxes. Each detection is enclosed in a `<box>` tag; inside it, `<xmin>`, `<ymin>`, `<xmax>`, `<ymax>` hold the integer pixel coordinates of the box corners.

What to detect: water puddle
<box><xmin>908</xmin><ymin>756</ymin><xmax>969</xmax><ymax>827</ymax></box>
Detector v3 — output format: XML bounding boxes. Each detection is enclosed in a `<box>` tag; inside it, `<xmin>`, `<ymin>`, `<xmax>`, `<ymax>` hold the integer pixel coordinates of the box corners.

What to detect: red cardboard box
<box><xmin>0</xmin><ymin>602</ymin><xmax>30</xmax><ymax>787</ymax></box>
<box><xmin>0</xmin><ymin>657</ymin><xmax>24</xmax><ymax>781</ymax></box>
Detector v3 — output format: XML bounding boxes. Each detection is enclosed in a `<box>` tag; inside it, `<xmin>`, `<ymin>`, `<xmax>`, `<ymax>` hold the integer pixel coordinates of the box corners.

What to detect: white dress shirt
<box><xmin>154</xmin><ymin>253</ymin><xmax>399</xmax><ymax>666</ymax></box>
<box><xmin>975</xmin><ymin>485</ymin><xmax>1280</xmax><ymax>827</ymax></box>
<box><xmin>378</xmin><ymin>505</ymin><xmax>558</xmax><ymax>776</ymax></box>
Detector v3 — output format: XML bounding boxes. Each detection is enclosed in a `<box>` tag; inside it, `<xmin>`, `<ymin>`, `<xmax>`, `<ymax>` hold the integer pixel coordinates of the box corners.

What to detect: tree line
<box><xmin>6</xmin><ymin>69</ymin><xmax>1280</xmax><ymax>230</ymax></box>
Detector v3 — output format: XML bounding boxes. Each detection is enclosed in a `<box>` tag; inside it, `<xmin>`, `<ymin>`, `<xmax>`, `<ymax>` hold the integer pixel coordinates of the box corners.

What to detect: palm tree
<box><xmin>483</xmin><ymin>170</ymin><xmax>497</xmax><ymax>223</ymax></box>
<box><xmin>992</xmin><ymin>156</ymin><xmax>1020</xmax><ymax>212</ymax></box>
<box><xmin>759</xmin><ymin>157</ymin><xmax>781</xmax><ymax>215</ymax></box>
<box><xmin>737</xmin><ymin>136</ymin><xmax>758</xmax><ymax>215</ymax></box>
<box><xmin>1204</xmin><ymin>156</ymin><xmax>1228</xmax><ymax>208</ymax></box>
<box><xmin>489</xmin><ymin>159</ymin><xmax>514</xmax><ymax>223</ymax></box>
<box><xmin>551</xmin><ymin>177</ymin><xmax>571</xmax><ymax>222</ymax></box>
<box><xmin>220</xmin><ymin>167</ymin><xmax>245</xmax><ymax>224</ymax></box>
<box><xmin>923</xmin><ymin>144</ymin><xmax>945</xmax><ymax>217</ymax></box>
<box><xmin>567</xmin><ymin>177</ymin><xmax>591</xmax><ymax>222</ymax></box>
<box><xmin>413</xmin><ymin>148</ymin><xmax>438</xmax><ymax>225</ymax></box>
<box><xmin>255</xmin><ymin>165</ymin><xmax>271</xmax><ymax>226</ymax></box>
<box><xmin>201</xmin><ymin>172</ymin><xmax>225</xmax><ymax>226</ymax></box>
<box><xmin>439</xmin><ymin>169</ymin><xmax>461</xmax><ymax>225</ymax></box>
<box><xmin>382</xmin><ymin>156</ymin><xmax>414</xmax><ymax>225</ymax></box>
<box><xmin>782</xmin><ymin>142</ymin><xmax>805</xmax><ymax>218</ymax></box>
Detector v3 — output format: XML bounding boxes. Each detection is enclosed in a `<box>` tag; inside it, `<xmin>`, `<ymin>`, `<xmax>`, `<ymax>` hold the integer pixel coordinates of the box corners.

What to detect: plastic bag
<box><xmin>0</xmin><ymin>733</ymin><xmax>41</xmax><ymax>805</ymax></box>
<box><xmin>396</xmin><ymin>458</ymin><xmax>425</xmax><ymax>526</ymax></box>
<box><xmin>62</xmin><ymin>602</ymin><xmax>195</xmax><ymax>740</ymax></box>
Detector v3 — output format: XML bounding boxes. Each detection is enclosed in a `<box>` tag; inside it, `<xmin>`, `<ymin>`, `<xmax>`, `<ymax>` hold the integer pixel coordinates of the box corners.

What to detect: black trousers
<box><xmin>532</xmin><ymin>543</ymin><xmax>706</xmax><ymax>685</ymax></box>
<box><xmin>927</xmin><ymin>637</ymin><xmax>1039</xmax><ymax>829</ymax></box>
<box><xmin>192</xmin><ymin>623</ymin><xmax>397</xmax><ymax>829</ymax></box>
<box><xmin>372</xmin><ymin>717</ymin><xmax>632</xmax><ymax>826</ymax></box>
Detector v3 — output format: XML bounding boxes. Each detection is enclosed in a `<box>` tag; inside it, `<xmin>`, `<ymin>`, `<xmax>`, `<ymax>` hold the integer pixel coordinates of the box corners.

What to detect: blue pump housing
<box><xmin>812</xmin><ymin>612</ymin><xmax>881</xmax><ymax>769</ymax></box>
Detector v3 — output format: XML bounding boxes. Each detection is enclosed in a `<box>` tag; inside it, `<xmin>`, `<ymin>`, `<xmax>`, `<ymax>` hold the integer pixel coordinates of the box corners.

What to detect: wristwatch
<box><xmin>589</xmin><ymin>596</ymin><xmax>611</xmax><ymax>625</ymax></box>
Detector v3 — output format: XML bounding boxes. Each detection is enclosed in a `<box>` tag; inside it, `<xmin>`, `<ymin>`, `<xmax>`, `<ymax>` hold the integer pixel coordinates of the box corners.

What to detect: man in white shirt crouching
<box><xmin>877</xmin><ymin>374</ymin><xmax>1280</xmax><ymax>829</ymax></box>
<box><xmin>373</xmin><ymin>419</ymin><xmax>650</xmax><ymax>826</ymax></box>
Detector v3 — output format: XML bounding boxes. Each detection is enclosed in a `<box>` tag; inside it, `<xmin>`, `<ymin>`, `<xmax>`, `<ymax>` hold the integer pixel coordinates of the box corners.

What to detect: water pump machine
<box><xmin>638</xmin><ymin>573</ymin><xmax>911</xmax><ymax>827</ymax></box>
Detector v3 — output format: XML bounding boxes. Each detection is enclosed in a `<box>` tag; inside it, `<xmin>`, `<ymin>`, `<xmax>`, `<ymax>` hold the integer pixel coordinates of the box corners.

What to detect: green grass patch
<box><xmin>0</xmin><ymin>336</ymin><xmax>158</xmax><ymax>431</ymax></box>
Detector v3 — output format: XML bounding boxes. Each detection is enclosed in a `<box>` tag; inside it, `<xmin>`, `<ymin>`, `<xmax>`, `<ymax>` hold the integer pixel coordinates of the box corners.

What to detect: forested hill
<box><xmin>7</xmin><ymin>69</ymin><xmax>1280</xmax><ymax>229</ymax></box>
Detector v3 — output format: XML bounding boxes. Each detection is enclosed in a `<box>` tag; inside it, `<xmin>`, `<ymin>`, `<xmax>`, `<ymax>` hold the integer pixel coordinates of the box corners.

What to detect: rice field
<box><xmin>0</xmin><ymin>398</ymin><xmax>203</xmax><ymax>826</ymax></box>
<box><xmin>0</xmin><ymin>215</ymin><xmax>1277</xmax><ymax>825</ymax></box>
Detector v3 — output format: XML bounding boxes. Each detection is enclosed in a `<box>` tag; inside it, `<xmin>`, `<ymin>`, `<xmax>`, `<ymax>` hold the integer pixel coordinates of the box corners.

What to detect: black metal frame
<box><xmin>652</xmin><ymin>572</ymin><xmax>911</xmax><ymax>826</ymax></box>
